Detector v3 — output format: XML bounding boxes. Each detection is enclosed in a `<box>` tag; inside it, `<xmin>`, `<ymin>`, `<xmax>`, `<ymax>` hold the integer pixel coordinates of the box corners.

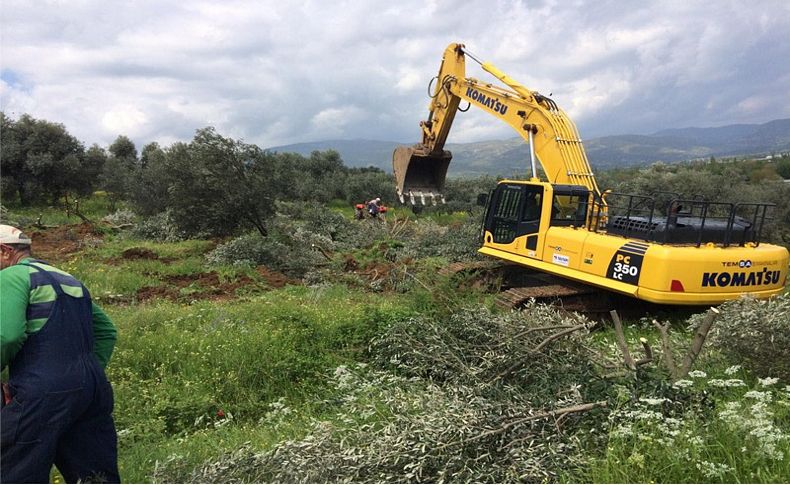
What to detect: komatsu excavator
<box><xmin>394</xmin><ymin>43</ymin><xmax>788</xmax><ymax>306</ymax></box>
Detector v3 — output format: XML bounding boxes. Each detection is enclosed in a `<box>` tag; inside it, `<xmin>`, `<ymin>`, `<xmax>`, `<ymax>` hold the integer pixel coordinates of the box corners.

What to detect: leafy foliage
<box><xmin>153</xmin><ymin>305</ymin><xmax>605</xmax><ymax>483</ymax></box>
<box><xmin>706</xmin><ymin>294</ymin><xmax>790</xmax><ymax>381</ymax></box>
<box><xmin>163</xmin><ymin>129</ymin><xmax>280</xmax><ymax>238</ymax></box>
<box><xmin>161</xmin><ymin>365</ymin><xmax>590</xmax><ymax>483</ymax></box>
<box><xmin>1</xmin><ymin>112</ymin><xmax>100</xmax><ymax>204</ymax></box>
<box><xmin>130</xmin><ymin>211</ymin><xmax>187</xmax><ymax>242</ymax></box>
<box><xmin>402</xmin><ymin>214</ymin><xmax>484</xmax><ymax>261</ymax></box>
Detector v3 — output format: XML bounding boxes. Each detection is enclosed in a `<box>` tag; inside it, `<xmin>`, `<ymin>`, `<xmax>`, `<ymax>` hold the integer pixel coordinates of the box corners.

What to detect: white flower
<box><xmin>725</xmin><ymin>365</ymin><xmax>742</xmax><ymax>375</ymax></box>
<box><xmin>673</xmin><ymin>379</ymin><xmax>694</xmax><ymax>388</ymax></box>
<box><xmin>744</xmin><ymin>390</ymin><xmax>772</xmax><ymax>402</ymax></box>
<box><xmin>709</xmin><ymin>379</ymin><xmax>746</xmax><ymax>388</ymax></box>
<box><xmin>688</xmin><ymin>370</ymin><xmax>707</xmax><ymax>378</ymax></box>
<box><xmin>696</xmin><ymin>460</ymin><xmax>734</xmax><ymax>478</ymax></box>
<box><xmin>639</xmin><ymin>397</ymin><xmax>669</xmax><ymax>406</ymax></box>
<box><xmin>758</xmin><ymin>377</ymin><xmax>779</xmax><ymax>387</ymax></box>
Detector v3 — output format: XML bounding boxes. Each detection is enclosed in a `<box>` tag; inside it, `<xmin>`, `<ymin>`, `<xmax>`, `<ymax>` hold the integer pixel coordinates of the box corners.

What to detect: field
<box><xmin>5</xmin><ymin>198</ymin><xmax>788</xmax><ymax>484</ymax></box>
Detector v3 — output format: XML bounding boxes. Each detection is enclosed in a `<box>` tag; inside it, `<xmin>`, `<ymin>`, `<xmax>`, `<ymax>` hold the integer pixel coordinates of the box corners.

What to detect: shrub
<box><xmin>155</xmin><ymin>364</ymin><xmax>594</xmax><ymax>483</ymax></box>
<box><xmin>402</xmin><ymin>215</ymin><xmax>483</xmax><ymax>262</ymax></box>
<box><xmin>706</xmin><ymin>294</ymin><xmax>790</xmax><ymax>381</ymax></box>
<box><xmin>369</xmin><ymin>304</ymin><xmax>600</xmax><ymax>404</ymax></box>
<box><xmin>130</xmin><ymin>211</ymin><xmax>186</xmax><ymax>242</ymax></box>
<box><xmin>205</xmin><ymin>230</ymin><xmax>326</xmax><ymax>278</ymax></box>
<box><xmin>102</xmin><ymin>208</ymin><xmax>136</xmax><ymax>226</ymax></box>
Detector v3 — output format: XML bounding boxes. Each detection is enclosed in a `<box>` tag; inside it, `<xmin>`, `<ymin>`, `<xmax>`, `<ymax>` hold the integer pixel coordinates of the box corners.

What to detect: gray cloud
<box><xmin>2</xmin><ymin>0</ymin><xmax>789</xmax><ymax>151</ymax></box>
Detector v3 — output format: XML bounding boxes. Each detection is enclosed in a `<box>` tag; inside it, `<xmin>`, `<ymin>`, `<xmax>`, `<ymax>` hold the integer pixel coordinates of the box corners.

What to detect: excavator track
<box><xmin>441</xmin><ymin>260</ymin><xmax>621</xmax><ymax>315</ymax></box>
<box><xmin>438</xmin><ymin>260</ymin><xmax>503</xmax><ymax>277</ymax></box>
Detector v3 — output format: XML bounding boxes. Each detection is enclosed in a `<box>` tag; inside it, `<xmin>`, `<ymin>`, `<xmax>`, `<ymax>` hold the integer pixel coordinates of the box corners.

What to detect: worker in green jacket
<box><xmin>0</xmin><ymin>224</ymin><xmax>120</xmax><ymax>483</ymax></box>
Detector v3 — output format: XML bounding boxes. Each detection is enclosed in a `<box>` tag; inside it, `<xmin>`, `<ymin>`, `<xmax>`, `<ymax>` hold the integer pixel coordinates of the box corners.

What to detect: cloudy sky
<box><xmin>2</xmin><ymin>0</ymin><xmax>789</xmax><ymax>151</ymax></box>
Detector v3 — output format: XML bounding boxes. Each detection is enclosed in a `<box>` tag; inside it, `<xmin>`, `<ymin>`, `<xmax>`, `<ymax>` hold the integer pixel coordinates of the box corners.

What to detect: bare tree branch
<box><xmin>491</xmin><ymin>324</ymin><xmax>588</xmax><ymax>382</ymax></box>
<box><xmin>635</xmin><ymin>338</ymin><xmax>654</xmax><ymax>366</ymax></box>
<box><xmin>652</xmin><ymin>319</ymin><xmax>679</xmax><ymax>378</ymax></box>
<box><xmin>679</xmin><ymin>308</ymin><xmax>719</xmax><ymax>377</ymax></box>
<box><xmin>435</xmin><ymin>401</ymin><xmax>608</xmax><ymax>452</ymax></box>
<box><xmin>611</xmin><ymin>310</ymin><xmax>636</xmax><ymax>370</ymax></box>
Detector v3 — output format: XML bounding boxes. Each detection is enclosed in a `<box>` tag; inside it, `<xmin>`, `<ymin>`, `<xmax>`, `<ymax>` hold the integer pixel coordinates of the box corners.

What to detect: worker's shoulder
<box><xmin>0</xmin><ymin>262</ymin><xmax>32</xmax><ymax>280</ymax></box>
<box><xmin>0</xmin><ymin>263</ymin><xmax>32</xmax><ymax>299</ymax></box>
<box><xmin>21</xmin><ymin>260</ymin><xmax>81</xmax><ymax>284</ymax></box>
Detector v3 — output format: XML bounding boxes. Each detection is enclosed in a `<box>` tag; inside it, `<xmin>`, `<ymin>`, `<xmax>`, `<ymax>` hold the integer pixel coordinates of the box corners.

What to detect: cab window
<box><xmin>551</xmin><ymin>194</ymin><xmax>588</xmax><ymax>226</ymax></box>
<box><xmin>520</xmin><ymin>187</ymin><xmax>543</xmax><ymax>222</ymax></box>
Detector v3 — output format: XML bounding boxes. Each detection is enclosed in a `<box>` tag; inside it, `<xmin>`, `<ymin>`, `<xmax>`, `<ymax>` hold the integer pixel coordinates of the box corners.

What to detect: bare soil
<box><xmin>121</xmin><ymin>247</ymin><xmax>160</xmax><ymax>260</ymax></box>
<box><xmin>30</xmin><ymin>223</ymin><xmax>104</xmax><ymax>262</ymax></box>
<box><xmin>136</xmin><ymin>266</ymin><xmax>295</xmax><ymax>302</ymax></box>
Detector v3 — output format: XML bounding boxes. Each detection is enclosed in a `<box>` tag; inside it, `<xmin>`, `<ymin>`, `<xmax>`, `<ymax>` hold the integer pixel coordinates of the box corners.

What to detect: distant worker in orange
<box><xmin>354</xmin><ymin>203</ymin><xmax>366</xmax><ymax>220</ymax></box>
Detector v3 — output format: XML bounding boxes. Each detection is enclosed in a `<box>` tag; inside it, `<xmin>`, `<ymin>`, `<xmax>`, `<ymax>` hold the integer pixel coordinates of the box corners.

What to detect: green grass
<box><xmin>57</xmin><ymin>239</ymin><xmax>218</xmax><ymax>299</ymax></box>
<box><xmin>584</xmin><ymin>366</ymin><xmax>790</xmax><ymax>483</ymax></box>
<box><xmin>105</xmin><ymin>286</ymin><xmax>413</xmax><ymax>482</ymax></box>
<box><xmin>4</xmin><ymin>192</ymin><xmax>118</xmax><ymax>226</ymax></box>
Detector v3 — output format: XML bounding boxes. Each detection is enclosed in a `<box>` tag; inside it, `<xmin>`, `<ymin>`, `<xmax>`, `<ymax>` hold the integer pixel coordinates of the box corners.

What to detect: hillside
<box><xmin>268</xmin><ymin>118</ymin><xmax>790</xmax><ymax>176</ymax></box>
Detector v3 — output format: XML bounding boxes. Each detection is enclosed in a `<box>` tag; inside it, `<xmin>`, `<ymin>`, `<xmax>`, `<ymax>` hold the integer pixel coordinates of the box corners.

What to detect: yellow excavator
<box><xmin>394</xmin><ymin>43</ymin><xmax>788</xmax><ymax>306</ymax></box>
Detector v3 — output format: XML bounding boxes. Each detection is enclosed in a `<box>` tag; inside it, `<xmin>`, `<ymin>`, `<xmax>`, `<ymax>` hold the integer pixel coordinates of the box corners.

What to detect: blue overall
<box><xmin>0</xmin><ymin>261</ymin><xmax>119</xmax><ymax>483</ymax></box>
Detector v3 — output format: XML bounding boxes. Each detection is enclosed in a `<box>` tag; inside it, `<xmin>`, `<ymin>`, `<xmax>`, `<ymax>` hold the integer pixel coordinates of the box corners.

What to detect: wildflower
<box><xmin>673</xmin><ymin>379</ymin><xmax>693</xmax><ymax>388</ymax></box>
<box><xmin>612</xmin><ymin>425</ymin><xmax>633</xmax><ymax>437</ymax></box>
<box><xmin>744</xmin><ymin>390</ymin><xmax>772</xmax><ymax>402</ymax></box>
<box><xmin>639</xmin><ymin>397</ymin><xmax>668</xmax><ymax>406</ymax></box>
<box><xmin>708</xmin><ymin>378</ymin><xmax>746</xmax><ymax>388</ymax></box>
<box><xmin>687</xmin><ymin>436</ymin><xmax>704</xmax><ymax>447</ymax></box>
<box><xmin>758</xmin><ymin>377</ymin><xmax>779</xmax><ymax>387</ymax></box>
<box><xmin>696</xmin><ymin>460</ymin><xmax>734</xmax><ymax>478</ymax></box>
<box><xmin>725</xmin><ymin>365</ymin><xmax>742</xmax><ymax>375</ymax></box>
<box><xmin>627</xmin><ymin>452</ymin><xmax>645</xmax><ymax>468</ymax></box>
<box><xmin>216</xmin><ymin>409</ymin><xmax>225</xmax><ymax>418</ymax></box>
<box><xmin>688</xmin><ymin>370</ymin><xmax>707</xmax><ymax>378</ymax></box>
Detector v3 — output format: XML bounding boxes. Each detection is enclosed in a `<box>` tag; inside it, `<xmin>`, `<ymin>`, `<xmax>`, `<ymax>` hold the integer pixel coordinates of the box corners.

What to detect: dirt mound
<box><xmin>29</xmin><ymin>223</ymin><xmax>104</xmax><ymax>262</ymax></box>
<box><xmin>256</xmin><ymin>266</ymin><xmax>294</xmax><ymax>288</ymax></box>
<box><xmin>122</xmin><ymin>247</ymin><xmax>160</xmax><ymax>260</ymax></box>
<box><xmin>136</xmin><ymin>267</ymin><xmax>295</xmax><ymax>302</ymax></box>
<box><xmin>137</xmin><ymin>272</ymin><xmax>251</xmax><ymax>302</ymax></box>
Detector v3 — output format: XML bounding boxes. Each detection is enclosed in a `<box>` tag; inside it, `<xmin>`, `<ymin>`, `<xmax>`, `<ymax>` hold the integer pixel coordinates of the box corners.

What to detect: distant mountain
<box><xmin>267</xmin><ymin>118</ymin><xmax>790</xmax><ymax>176</ymax></box>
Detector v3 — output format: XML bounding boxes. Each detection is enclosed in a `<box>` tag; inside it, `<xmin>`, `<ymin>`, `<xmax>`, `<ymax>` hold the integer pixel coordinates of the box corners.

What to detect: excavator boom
<box><xmin>394</xmin><ymin>43</ymin><xmax>599</xmax><ymax>204</ymax></box>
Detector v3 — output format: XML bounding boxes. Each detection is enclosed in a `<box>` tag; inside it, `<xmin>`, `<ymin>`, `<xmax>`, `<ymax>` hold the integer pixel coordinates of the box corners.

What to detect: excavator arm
<box><xmin>394</xmin><ymin>43</ymin><xmax>600</xmax><ymax>204</ymax></box>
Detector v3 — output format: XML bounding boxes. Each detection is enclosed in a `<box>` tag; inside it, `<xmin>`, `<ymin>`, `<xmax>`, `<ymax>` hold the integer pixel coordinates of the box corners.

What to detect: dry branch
<box><xmin>652</xmin><ymin>319</ymin><xmax>678</xmax><ymax>377</ymax></box>
<box><xmin>491</xmin><ymin>323</ymin><xmax>588</xmax><ymax>382</ymax></box>
<box><xmin>434</xmin><ymin>400</ymin><xmax>608</xmax><ymax>452</ymax></box>
<box><xmin>679</xmin><ymin>308</ymin><xmax>719</xmax><ymax>377</ymax></box>
<box><xmin>635</xmin><ymin>338</ymin><xmax>654</xmax><ymax>366</ymax></box>
<box><xmin>610</xmin><ymin>310</ymin><xmax>636</xmax><ymax>370</ymax></box>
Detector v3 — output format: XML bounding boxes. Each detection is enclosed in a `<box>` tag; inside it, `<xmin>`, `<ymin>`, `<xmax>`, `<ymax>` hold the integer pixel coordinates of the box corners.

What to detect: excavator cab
<box><xmin>392</xmin><ymin>145</ymin><xmax>452</xmax><ymax>205</ymax></box>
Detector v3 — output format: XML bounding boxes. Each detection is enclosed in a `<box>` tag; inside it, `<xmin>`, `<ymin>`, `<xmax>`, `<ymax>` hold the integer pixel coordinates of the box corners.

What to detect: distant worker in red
<box><xmin>0</xmin><ymin>224</ymin><xmax>120</xmax><ymax>483</ymax></box>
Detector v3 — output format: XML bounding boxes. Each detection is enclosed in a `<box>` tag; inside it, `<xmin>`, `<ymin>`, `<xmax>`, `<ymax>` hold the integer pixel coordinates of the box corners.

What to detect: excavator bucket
<box><xmin>392</xmin><ymin>145</ymin><xmax>452</xmax><ymax>205</ymax></box>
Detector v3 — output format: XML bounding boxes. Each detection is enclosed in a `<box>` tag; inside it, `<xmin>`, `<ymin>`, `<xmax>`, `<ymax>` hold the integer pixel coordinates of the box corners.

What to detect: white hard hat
<box><xmin>0</xmin><ymin>224</ymin><xmax>32</xmax><ymax>245</ymax></box>
<box><xmin>375</xmin><ymin>198</ymin><xmax>381</xmax><ymax>202</ymax></box>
